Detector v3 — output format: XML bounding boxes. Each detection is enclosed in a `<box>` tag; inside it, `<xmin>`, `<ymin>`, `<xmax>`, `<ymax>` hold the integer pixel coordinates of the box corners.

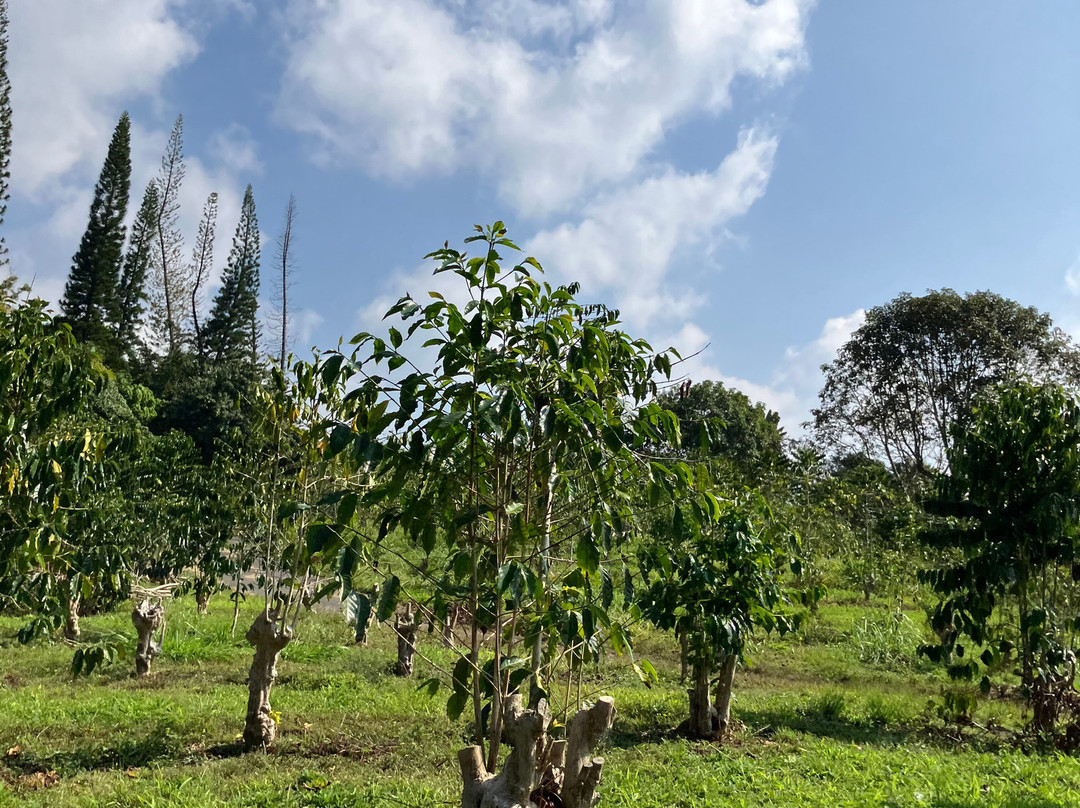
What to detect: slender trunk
<box><xmin>230</xmin><ymin>575</ymin><xmax>243</xmax><ymax>637</ymax></box>
<box><xmin>687</xmin><ymin>653</ymin><xmax>714</xmax><ymax>739</ymax></box>
<box><xmin>132</xmin><ymin>601</ymin><xmax>164</xmax><ymax>677</ymax></box>
<box><xmin>442</xmin><ymin>608</ymin><xmax>455</xmax><ymax>647</ymax></box>
<box><xmin>679</xmin><ymin>630</ymin><xmax>689</xmax><ymax>684</ymax></box>
<box><xmin>531</xmin><ymin>457</ymin><xmax>557</xmax><ymax>681</ymax></box>
<box><xmin>243</xmin><ymin>610</ymin><xmax>293</xmax><ymax>750</ymax></box>
<box><xmin>356</xmin><ymin>584</ymin><xmax>379</xmax><ymax>646</ymax></box>
<box><xmin>712</xmin><ymin>654</ymin><xmax>738</xmax><ymax>738</ymax></box>
<box><xmin>195</xmin><ymin>582</ymin><xmax>210</xmax><ymax>616</ymax></box>
<box><xmin>1017</xmin><ymin>554</ymin><xmax>1034</xmax><ymax>690</ymax></box>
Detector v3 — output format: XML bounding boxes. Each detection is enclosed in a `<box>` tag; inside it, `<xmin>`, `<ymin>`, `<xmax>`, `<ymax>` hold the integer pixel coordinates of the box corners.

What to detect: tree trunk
<box><xmin>132</xmin><ymin>601</ymin><xmax>164</xmax><ymax>677</ymax></box>
<box><xmin>243</xmin><ymin>610</ymin><xmax>293</xmax><ymax>750</ymax></box>
<box><xmin>679</xmin><ymin>630</ymin><xmax>688</xmax><ymax>684</ymax></box>
<box><xmin>442</xmin><ymin>610</ymin><xmax>455</xmax><ymax>647</ymax></box>
<box><xmin>394</xmin><ymin>605</ymin><xmax>418</xmax><ymax>677</ymax></box>
<box><xmin>687</xmin><ymin>656</ymin><xmax>714</xmax><ymax>739</ymax></box>
<box><xmin>63</xmin><ymin>592</ymin><xmax>81</xmax><ymax>641</ymax></box>
<box><xmin>712</xmin><ymin>654</ymin><xmax>738</xmax><ymax>738</ymax></box>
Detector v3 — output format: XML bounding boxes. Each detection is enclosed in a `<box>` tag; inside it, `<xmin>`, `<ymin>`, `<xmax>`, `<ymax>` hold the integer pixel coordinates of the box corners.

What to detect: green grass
<box><xmin>0</xmin><ymin>595</ymin><xmax>1074</xmax><ymax>807</ymax></box>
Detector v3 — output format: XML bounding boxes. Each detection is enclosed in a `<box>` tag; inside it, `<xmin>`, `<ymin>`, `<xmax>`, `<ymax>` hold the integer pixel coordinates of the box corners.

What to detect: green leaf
<box><xmin>575</xmin><ymin>536</ymin><xmax>600</xmax><ymax>576</ymax></box>
<box><xmin>447</xmin><ymin>690</ymin><xmax>469</xmax><ymax>721</ymax></box>
<box><xmin>376</xmin><ymin>575</ymin><xmax>401</xmax><ymax>622</ymax></box>
<box><xmin>305</xmin><ymin>522</ymin><xmax>337</xmax><ymax>555</ymax></box>
<box><xmin>469</xmin><ymin>312</ymin><xmax>484</xmax><ymax>348</ymax></box>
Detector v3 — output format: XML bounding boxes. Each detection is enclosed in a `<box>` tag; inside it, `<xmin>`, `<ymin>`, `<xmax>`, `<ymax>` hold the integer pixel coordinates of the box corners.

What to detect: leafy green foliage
<box><xmin>638</xmin><ymin>491</ymin><xmax>801</xmax><ymax>670</ymax></box>
<box><xmin>317</xmin><ymin>224</ymin><xmax>707</xmax><ymax>764</ymax></box>
<box><xmin>815</xmin><ymin>289</ymin><xmax>1080</xmax><ymax>483</ymax></box>
<box><xmin>205</xmin><ymin>184</ymin><xmax>260</xmax><ymax>365</ymax></box>
<box><xmin>919</xmin><ymin>382</ymin><xmax>1080</xmax><ymax>731</ymax></box>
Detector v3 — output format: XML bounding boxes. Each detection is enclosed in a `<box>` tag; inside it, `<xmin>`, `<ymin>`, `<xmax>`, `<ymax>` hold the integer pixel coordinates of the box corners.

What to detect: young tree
<box><xmin>61</xmin><ymin>112</ymin><xmax>132</xmax><ymax>347</ymax></box>
<box><xmin>920</xmin><ymin>382</ymin><xmax>1080</xmax><ymax>735</ymax></box>
<box><xmin>0</xmin><ymin>288</ymin><xmax>106</xmax><ymax>640</ymax></box>
<box><xmin>317</xmin><ymin>224</ymin><xmax>705</xmax><ymax>806</ymax></box>
<box><xmin>188</xmin><ymin>192</ymin><xmax>219</xmax><ymax>357</ymax></box>
<box><xmin>814</xmin><ymin>290</ymin><xmax>1080</xmax><ymax>486</ymax></box>
<box><xmin>116</xmin><ymin>183</ymin><xmax>158</xmax><ymax>355</ymax></box>
<box><xmin>0</xmin><ymin>0</ymin><xmax>11</xmax><ymax>270</ymax></box>
<box><xmin>638</xmin><ymin>492</ymin><xmax>800</xmax><ymax>739</ymax></box>
<box><xmin>148</xmin><ymin>115</ymin><xmax>188</xmax><ymax>354</ymax></box>
<box><xmin>206</xmin><ymin>184</ymin><xmax>260</xmax><ymax>365</ymax></box>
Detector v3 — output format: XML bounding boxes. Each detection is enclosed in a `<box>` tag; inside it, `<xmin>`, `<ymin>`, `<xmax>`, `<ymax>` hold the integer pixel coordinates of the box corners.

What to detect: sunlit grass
<box><xmin>0</xmin><ymin>592</ymin><xmax>1072</xmax><ymax>807</ymax></box>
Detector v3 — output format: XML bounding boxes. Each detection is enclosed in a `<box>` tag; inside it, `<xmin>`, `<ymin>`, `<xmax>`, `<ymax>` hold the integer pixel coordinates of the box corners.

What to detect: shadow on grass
<box><xmin>739</xmin><ymin>706</ymin><xmax>915</xmax><ymax>747</ymax></box>
<box><xmin>4</xmin><ymin>725</ymin><xmax>183</xmax><ymax>777</ymax></box>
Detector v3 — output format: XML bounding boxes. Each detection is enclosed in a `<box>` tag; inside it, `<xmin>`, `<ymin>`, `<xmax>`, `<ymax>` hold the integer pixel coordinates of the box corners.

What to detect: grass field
<box><xmin>0</xmin><ymin>593</ymin><xmax>1076</xmax><ymax>807</ymax></box>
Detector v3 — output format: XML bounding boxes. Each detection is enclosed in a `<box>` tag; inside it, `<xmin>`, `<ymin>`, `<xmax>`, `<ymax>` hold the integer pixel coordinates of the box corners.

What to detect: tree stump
<box><xmin>458</xmin><ymin>695</ymin><xmax>615</xmax><ymax>808</ymax></box>
<box><xmin>132</xmin><ymin>600</ymin><xmax>164</xmax><ymax>677</ymax></box>
<box><xmin>562</xmin><ymin>697</ymin><xmax>616</xmax><ymax>808</ymax></box>
<box><xmin>460</xmin><ymin>695</ymin><xmax>552</xmax><ymax>808</ymax></box>
<box><xmin>394</xmin><ymin>605</ymin><xmax>419</xmax><ymax>677</ymax></box>
<box><xmin>243</xmin><ymin>610</ymin><xmax>293</xmax><ymax>750</ymax></box>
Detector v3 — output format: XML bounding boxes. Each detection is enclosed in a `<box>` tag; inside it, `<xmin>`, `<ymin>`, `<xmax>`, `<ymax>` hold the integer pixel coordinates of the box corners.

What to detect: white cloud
<box><xmin>207</xmin><ymin>124</ymin><xmax>264</xmax><ymax>177</ymax></box>
<box><xmin>291</xmin><ymin>308</ymin><xmax>325</xmax><ymax>353</ymax></box>
<box><xmin>723</xmin><ymin>309</ymin><xmax>866</xmax><ymax>432</ymax></box>
<box><xmin>527</xmin><ymin>127</ymin><xmax>777</xmax><ymax>327</ymax></box>
<box><xmin>277</xmin><ymin>0</ymin><xmax>810</xmax><ymax>216</ymax></box>
<box><xmin>8</xmin><ymin>0</ymin><xmax>199</xmax><ymax>198</ymax></box>
<box><xmin>1065</xmin><ymin>254</ymin><xmax>1080</xmax><ymax>296</ymax></box>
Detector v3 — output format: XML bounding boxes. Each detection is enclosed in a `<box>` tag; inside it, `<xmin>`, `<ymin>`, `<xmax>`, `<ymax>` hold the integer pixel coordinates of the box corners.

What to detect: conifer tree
<box><xmin>61</xmin><ymin>112</ymin><xmax>132</xmax><ymax>341</ymax></box>
<box><xmin>116</xmin><ymin>183</ymin><xmax>158</xmax><ymax>354</ymax></box>
<box><xmin>188</xmin><ymin>192</ymin><xmax>218</xmax><ymax>358</ymax></box>
<box><xmin>149</xmin><ymin>115</ymin><xmax>188</xmax><ymax>354</ymax></box>
<box><xmin>0</xmin><ymin>0</ymin><xmax>11</xmax><ymax>270</ymax></box>
<box><xmin>206</xmin><ymin>184</ymin><xmax>260</xmax><ymax>364</ymax></box>
<box><xmin>272</xmin><ymin>195</ymin><xmax>297</xmax><ymax>369</ymax></box>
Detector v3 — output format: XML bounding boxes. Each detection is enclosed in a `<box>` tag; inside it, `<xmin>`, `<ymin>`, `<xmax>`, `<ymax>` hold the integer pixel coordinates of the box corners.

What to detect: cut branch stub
<box><xmin>460</xmin><ymin>695</ymin><xmax>552</xmax><ymax>808</ymax></box>
<box><xmin>562</xmin><ymin>697</ymin><xmax>616</xmax><ymax>808</ymax></box>
<box><xmin>131</xmin><ymin>600</ymin><xmax>164</xmax><ymax>677</ymax></box>
<box><xmin>243</xmin><ymin>610</ymin><xmax>293</xmax><ymax>750</ymax></box>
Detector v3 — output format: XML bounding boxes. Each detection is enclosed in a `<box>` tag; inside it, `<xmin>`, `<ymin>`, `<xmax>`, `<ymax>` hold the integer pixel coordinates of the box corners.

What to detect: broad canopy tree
<box><xmin>814</xmin><ymin>289</ymin><xmax>1080</xmax><ymax>486</ymax></box>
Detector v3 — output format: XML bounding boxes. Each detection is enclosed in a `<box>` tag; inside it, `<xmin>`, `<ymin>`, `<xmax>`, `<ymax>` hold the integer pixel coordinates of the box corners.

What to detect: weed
<box><xmin>849</xmin><ymin>607</ymin><xmax>923</xmax><ymax>668</ymax></box>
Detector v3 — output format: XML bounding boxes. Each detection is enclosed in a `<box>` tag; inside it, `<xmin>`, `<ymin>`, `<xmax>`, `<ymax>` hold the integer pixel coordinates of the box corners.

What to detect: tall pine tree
<box><xmin>0</xmin><ymin>0</ymin><xmax>11</xmax><ymax>270</ymax></box>
<box><xmin>206</xmin><ymin>184</ymin><xmax>260</xmax><ymax>364</ymax></box>
<box><xmin>149</xmin><ymin>115</ymin><xmax>188</xmax><ymax>354</ymax></box>
<box><xmin>61</xmin><ymin>112</ymin><xmax>132</xmax><ymax>343</ymax></box>
<box><xmin>188</xmin><ymin>192</ymin><xmax>219</xmax><ymax>358</ymax></box>
<box><xmin>116</xmin><ymin>183</ymin><xmax>159</xmax><ymax>355</ymax></box>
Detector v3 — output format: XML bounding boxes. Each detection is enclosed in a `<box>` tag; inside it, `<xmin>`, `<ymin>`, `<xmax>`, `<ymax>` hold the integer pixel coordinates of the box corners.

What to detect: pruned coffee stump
<box><xmin>243</xmin><ymin>609</ymin><xmax>293</xmax><ymax>750</ymax></box>
<box><xmin>131</xmin><ymin>600</ymin><xmax>164</xmax><ymax>677</ymax></box>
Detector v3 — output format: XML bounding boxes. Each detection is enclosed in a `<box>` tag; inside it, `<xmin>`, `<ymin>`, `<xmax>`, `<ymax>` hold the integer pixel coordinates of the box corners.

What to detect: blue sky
<box><xmin>9</xmin><ymin>0</ymin><xmax>1080</xmax><ymax>433</ymax></box>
